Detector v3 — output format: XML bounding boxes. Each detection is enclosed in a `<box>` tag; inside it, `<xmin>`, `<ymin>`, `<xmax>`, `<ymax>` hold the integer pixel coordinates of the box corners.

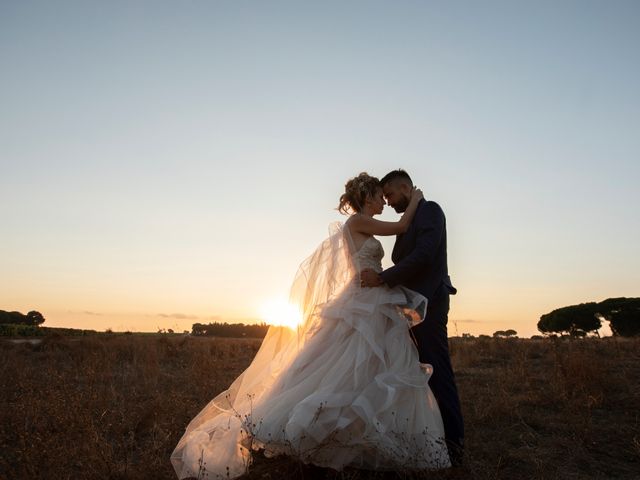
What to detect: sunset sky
<box><xmin>2</xmin><ymin>1</ymin><xmax>638</xmax><ymax>337</ymax></box>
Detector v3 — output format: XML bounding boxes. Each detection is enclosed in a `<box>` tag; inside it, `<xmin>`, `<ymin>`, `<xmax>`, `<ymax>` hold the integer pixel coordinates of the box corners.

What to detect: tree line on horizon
<box><xmin>0</xmin><ymin>310</ymin><xmax>45</xmax><ymax>326</ymax></box>
<box><xmin>537</xmin><ymin>297</ymin><xmax>640</xmax><ymax>337</ymax></box>
<box><xmin>3</xmin><ymin>300</ymin><xmax>638</xmax><ymax>340</ymax></box>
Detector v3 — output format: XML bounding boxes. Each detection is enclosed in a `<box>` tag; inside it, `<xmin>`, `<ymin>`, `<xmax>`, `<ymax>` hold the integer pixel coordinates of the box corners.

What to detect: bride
<box><xmin>171</xmin><ymin>172</ymin><xmax>450</xmax><ymax>479</ymax></box>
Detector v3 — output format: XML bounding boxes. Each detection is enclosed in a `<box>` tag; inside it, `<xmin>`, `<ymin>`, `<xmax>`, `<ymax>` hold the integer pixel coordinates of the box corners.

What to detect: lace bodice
<box><xmin>352</xmin><ymin>236</ymin><xmax>384</xmax><ymax>273</ymax></box>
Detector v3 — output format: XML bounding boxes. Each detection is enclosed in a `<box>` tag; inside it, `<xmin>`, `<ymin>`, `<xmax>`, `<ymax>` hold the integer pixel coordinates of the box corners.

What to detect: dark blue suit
<box><xmin>380</xmin><ymin>199</ymin><xmax>464</xmax><ymax>448</ymax></box>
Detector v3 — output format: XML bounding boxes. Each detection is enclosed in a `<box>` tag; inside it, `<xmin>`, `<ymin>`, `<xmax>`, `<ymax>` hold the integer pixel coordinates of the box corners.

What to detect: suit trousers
<box><xmin>410</xmin><ymin>285</ymin><xmax>464</xmax><ymax>446</ymax></box>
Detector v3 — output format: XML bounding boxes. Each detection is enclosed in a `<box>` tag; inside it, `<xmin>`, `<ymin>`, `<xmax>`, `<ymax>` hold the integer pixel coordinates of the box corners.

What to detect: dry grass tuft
<box><xmin>1</xmin><ymin>335</ymin><xmax>638</xmax><ymax>479</ymax></box>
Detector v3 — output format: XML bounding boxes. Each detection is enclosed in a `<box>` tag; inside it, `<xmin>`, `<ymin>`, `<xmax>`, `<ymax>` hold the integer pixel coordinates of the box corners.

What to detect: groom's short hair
<box><xmin>380</xmin><ymin>169</ymin><xmax>413</xmax><ymax>187</ymax></box>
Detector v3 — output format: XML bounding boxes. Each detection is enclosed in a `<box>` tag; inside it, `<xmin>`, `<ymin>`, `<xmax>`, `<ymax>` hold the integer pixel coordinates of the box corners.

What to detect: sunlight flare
<box><xmin>260</xmin><ymin>298</ymin><xmax>303</xmax><ymax>329</ymax></box>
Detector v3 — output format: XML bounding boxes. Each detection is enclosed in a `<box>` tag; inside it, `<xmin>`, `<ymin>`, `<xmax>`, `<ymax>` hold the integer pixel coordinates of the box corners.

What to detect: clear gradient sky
<box><xmin>1</xmin><ymin>1</ymin><xmax>639</xmax><ymax>337</ymax></box>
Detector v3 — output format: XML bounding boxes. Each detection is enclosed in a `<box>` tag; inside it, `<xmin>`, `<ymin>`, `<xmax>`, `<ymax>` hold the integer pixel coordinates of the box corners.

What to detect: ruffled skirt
<box><xmin>171</xmin><ymin>284</ymin><xmax>450</xmax><ymax>479</ymax></box>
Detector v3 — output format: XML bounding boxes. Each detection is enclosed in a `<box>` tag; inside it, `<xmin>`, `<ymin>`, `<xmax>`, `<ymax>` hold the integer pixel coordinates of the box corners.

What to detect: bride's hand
<box><xmin>410</xmin><ymin>187</ymin><xmax>423</xmax><ymax>204</ymax></box>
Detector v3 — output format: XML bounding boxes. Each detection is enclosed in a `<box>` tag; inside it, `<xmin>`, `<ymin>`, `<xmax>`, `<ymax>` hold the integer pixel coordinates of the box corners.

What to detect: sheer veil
<box><xmin>289</xmin><ymin>221</ymin><xmax>359</xmax><ymax>335</ymax></box>
<box><xmin>171</xmin><ymin>222</ymin><xmax>357</xmax><ymax>478</ymax></box>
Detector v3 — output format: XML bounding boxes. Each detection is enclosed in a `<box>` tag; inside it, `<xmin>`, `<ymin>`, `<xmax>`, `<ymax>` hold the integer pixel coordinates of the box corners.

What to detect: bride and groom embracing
<box><xmin>171</xmin><ymin>169</ymin><xmax>465</xmax><ymax>479</ymax></box>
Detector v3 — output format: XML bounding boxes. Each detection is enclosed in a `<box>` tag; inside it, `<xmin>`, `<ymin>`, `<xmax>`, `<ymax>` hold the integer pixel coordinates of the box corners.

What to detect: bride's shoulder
<box><xmin>343</xmin><ymin>215</ymin><xmax>366</xmax><ymax>242</ymax></box>
<box><xmin>346</xmin><ymin>212</ymin><xmax>368</xmax><ymax>224</ymax></box>
<box><xmin>345</xmin><ymin>213</ymin><xmax>371</xmax><ymax>233</ymax></box>
<box><xmin>344</xmin><ymin>213</ymin><xmax>361</xmax><ymax>228</ymax></box>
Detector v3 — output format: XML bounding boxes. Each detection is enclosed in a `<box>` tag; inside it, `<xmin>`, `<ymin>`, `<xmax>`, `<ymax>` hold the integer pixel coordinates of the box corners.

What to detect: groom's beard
<box><xmin>392</xmin><ymin>197</ymin><xmax>410</xmax><ymax>213</ymax></box>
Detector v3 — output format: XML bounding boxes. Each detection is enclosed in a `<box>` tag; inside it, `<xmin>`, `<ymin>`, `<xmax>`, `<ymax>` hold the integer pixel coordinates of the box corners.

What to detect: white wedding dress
<box><xmin>171</xmin><ymin>224</ymin><xmax>450</xmax><ymax>479</ymax></box>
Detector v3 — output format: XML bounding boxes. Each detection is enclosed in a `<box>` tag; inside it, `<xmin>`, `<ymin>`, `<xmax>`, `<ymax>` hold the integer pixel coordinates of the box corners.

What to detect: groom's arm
<box><xmin>379</xmin><ymin>202</ymin><xmax>445</xmax><ymax>288</ymax></box>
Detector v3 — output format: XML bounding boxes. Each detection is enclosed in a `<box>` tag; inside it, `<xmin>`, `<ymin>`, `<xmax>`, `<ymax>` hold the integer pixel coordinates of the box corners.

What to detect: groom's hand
<box><xmin>360</xmin><ymin>269</ymin><xmax>384</xmax><ymax>288</ymax></box>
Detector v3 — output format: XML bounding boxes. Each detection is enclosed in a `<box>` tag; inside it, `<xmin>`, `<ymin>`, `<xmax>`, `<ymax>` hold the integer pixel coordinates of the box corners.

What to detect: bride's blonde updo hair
<box><xmin>338</xmin><ymin>172</ymin><xmax>381</xmax><ymax>214</ymax></box>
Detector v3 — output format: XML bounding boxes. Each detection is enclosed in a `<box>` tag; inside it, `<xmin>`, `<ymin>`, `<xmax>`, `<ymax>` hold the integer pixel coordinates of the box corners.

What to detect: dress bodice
<box><xmin>352</xmin><ymin>236</ymin><xmax>384</xmax><ymax>273</ymax></box>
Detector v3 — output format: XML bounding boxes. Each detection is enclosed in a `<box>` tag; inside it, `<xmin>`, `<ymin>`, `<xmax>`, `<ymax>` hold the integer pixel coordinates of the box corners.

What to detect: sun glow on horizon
<box><xmin>260</xmin><ymin>298</ymin><xmax>303</xmax><ymax>330</ymax></box>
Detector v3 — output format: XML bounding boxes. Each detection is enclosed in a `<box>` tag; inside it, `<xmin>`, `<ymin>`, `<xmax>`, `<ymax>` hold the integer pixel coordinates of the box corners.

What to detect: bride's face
<box><xmin>366</xmin><ymin>188</ymin><xmax>386</xmax><ymax>215</ymax></box>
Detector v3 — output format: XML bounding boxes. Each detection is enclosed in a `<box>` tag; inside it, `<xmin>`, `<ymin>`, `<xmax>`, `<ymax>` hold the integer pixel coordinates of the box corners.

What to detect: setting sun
<box><xmin>260</xmin><ymin>298</ymin><xmax>303</xmax><ymax>330</ymax></box>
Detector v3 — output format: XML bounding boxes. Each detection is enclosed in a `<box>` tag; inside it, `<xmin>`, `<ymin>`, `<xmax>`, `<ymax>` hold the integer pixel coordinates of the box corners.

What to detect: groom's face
<box><xmin>382</xmin><ymin>182</ymin><xmax>411</xmax><ymax>213</ymax></box>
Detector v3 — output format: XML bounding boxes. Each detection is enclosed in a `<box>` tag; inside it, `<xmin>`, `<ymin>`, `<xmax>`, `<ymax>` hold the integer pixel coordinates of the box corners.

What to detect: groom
<box><xmin>360</xmin><ymin>169</ymin><xmax>464</xmax><ymax>464</ymax></box>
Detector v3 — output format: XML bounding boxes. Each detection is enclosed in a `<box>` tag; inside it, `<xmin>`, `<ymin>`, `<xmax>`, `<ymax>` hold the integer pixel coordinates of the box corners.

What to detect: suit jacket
<box><xmin>380</xmin><ymin>199</ymin><xmax>456</xmax><ymax>301</ymax></box>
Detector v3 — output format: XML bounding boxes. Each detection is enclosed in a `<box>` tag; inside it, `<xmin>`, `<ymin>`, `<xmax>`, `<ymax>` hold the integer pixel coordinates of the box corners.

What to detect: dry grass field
<box><xmin>1</xmin><ymin>334</ymin><xmax>639</xmax><ymax>480</ymax></box>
